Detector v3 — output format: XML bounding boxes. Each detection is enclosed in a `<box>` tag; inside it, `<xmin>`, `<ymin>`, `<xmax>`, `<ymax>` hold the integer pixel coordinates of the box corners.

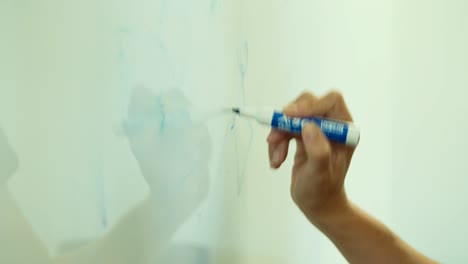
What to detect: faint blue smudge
<box><xmin>156</xmin><ymin>94</ymin><xmax>166</xmax><ymax>134</ymax></box>
<box><xmin>122</xmin><ymin>89</ymin><xmax>196</xmax><ymax>140</ymax></box>
<box><xmin>210</xmin><ymin>0</ymin><xmax>219</xmax><ymax>13</ymax></box>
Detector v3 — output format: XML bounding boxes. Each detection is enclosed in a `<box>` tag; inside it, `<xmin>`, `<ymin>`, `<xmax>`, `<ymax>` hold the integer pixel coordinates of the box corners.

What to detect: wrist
<box><xmin>302</xmin><ymin>190</ymin><xmax>352</xmax><ymax>230</ymax></box>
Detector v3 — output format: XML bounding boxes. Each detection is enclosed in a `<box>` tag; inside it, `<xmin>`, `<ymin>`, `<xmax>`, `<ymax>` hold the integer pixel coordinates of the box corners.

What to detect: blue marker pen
<box><xmin>232</xmin><ymin>107</ymin><xmax>360</xmax><ymax>147</ymax></box>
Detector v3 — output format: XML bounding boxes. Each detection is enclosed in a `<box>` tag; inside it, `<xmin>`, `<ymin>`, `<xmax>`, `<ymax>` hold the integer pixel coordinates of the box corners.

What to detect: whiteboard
<box><xmin>2</xmin><ymin>0</ymin><xmax>468</xmax><ymax>263</ymax></box>
<box><xmin>1</xmin><ymin>0</ymin><xmax>298</xmax><ymax>263</ymax></box>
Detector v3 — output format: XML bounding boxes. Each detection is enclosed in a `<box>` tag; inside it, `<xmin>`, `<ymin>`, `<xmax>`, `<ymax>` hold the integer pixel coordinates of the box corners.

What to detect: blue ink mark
<box><xmin>93</xmin><ymin>133</ymin><xmax>107</xmax><ymax>232</ymax></box>
<box><xmin>238</xmin><ymin>42</ymin><xmax>249</xmax><ymax>106</ymax></box>
<box><xmin>178</xmin><ymin>171</ymin><xmax>192</xmax><ymax>189</ymax></box>
<box><xmin>210</xmin><ymin>0</ymin><xmax>219</xmax><ymax>12</ymax></box>
<box><xmin>230</xmin><ymin>113</ymin><xmax>237</xmax><ymax>130</ymax></box>
<box><xmin>159</xmin><ymin>113</ymin><xmax>166</xmax><ymax>133</ymax></box>
<box><xmin>124</xmin><ymin>88</ymin><xmax>199</xmax><ymax>142</ymax></box>
<box><xmin>98</xmin><ymin>169</ymin><xmax>108</xmax><ymax>230</ymax></box>
<box><xmin>117</xmin><ymin>27</ymin><xmax>131</xmax><ymax>34</ymax></box>
<box><xmin>156</xmin><ymin>94</ymin><xmax>166</xmax><ymax>134</ymax></box>
<box><xmin>116</xmin><ymin>27</ymin><xmax>132</xmax><ymax>62</ymax></box>
<box><xmin>235</xmin><ymin>127</ymin><xmax>253</xmax><ymax>197</ymax></box>
<box><xmin>239</xmin><ymin>42</ymin><xmax>249</xmax><ymax>78</ymax></box>
<box><xmin>230</xmin><ymin>41</ymin><xmax>254</xmax><ymax>196</ymax></box>
<box><xmin>157</xmin><ymin>37</ymin><xmax>167</xmax><ymax>53</ymax></box>
<box><xmin>234</xmin><ymin>127</ymin><xmax>241</xmax><ymax>196</ymax></box>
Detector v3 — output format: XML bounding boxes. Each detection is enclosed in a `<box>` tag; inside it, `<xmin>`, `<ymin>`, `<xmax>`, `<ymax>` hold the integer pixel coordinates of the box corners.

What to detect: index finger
<box><xmin>284</xmin><ymin>91</ymin><xmax>353</xmax><ymax>122</ymax></box>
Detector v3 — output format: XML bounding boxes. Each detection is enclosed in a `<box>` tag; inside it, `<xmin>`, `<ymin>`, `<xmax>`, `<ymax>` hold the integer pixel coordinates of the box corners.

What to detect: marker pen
<box><xmin>232</xmin><ymin>107</ymin><xmax>360</xmax><ymax>147</ymax></box>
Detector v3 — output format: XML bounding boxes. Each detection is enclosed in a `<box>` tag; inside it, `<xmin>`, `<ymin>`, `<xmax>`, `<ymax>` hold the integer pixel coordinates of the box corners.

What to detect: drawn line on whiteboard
<box><xmin>231</xmin><ymin>41</ymin><xmax>253</xmax><ymax>196</ymax></box>
<box><xmin>93</xmin><ymin>130</ymin><xmax>107</xmax><ymax>232</ymax></box>
<box><xmin>238</xmin><ymin>41</ymin><xmax>248</xmax><ymax>105</ymax></box>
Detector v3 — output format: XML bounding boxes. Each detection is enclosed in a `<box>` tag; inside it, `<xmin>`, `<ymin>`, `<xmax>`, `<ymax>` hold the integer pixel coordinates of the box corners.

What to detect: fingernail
<box><xmin>271</xmin><ymin>150</ymin><xmax>281</xmax><ymax>167</ymax></box>
<box><xmin>267</xmin><ymin>132</ymin><xmax>274</xmax><ymax>142</ymax></box>
<box><xmin>267</xmin><ymin>131</ymin><xmax>282</xmax><ymax>143</ymax></box>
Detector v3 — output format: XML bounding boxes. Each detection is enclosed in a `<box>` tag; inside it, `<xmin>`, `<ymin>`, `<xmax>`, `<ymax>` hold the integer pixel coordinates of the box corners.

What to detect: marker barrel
<box><xmin>270</xmin><ymin>111</ymin><xmax>360</xmax><ymax>146</ymax></box>
<box><xmin>236</xmin><ymin>108</ymin><xmax>360</xmax><ymax>147</ymax></box>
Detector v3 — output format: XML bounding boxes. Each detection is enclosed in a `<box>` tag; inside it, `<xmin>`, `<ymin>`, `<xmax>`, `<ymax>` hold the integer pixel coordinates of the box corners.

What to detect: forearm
<box><xmin>306</xmin><ymin>199</ymin><xmax>437</xmax><ymax>264</ymax></box>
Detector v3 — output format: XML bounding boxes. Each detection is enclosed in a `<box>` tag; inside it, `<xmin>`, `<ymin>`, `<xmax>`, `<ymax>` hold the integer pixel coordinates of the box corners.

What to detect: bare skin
<box><xmin>267</xmin><ymin>91</ymin><xmax>438</xmax><ymax>264</ymax></box>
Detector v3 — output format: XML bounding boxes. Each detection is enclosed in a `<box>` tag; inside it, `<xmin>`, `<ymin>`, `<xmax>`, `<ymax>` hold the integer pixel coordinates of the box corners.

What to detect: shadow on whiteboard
<box><xmin>0</xmin><ymin>87</ymin><xmax>214</xmax><ymax>263</ymax></box>
<box><xmin>55</xmin><ymin>87</ymin><xmax>213</xmax><ymax>263</ymax></box>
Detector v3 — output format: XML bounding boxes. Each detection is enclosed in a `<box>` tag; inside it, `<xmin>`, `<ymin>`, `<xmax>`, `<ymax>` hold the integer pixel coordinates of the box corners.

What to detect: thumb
<box><xmin>301</xmin><ymin>123</ymin><xmax>332</xmax><ymax>172</ymax></box>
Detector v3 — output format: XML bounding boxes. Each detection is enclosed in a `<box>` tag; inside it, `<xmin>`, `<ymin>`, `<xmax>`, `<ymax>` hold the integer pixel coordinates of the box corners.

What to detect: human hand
<box><xmin>267</xmin><ymin>91</ymin><xmax>356</xmax><ymax>221</ymax></box>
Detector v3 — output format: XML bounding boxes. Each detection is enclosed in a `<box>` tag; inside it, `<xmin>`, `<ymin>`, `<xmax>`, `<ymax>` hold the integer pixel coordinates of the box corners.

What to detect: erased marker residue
<box><xmin>115</xmin><ymin>86</ymin><xmax>212</xmax><ymax>261</ymax></box>
<box><xmin>210</xmin><ymin>0</ymin><xmax>219</xmax><ymax>13</ymax></box>
<box><xmin>122</xmin><ymin>88</ymin><xmax>193</xmax><ymax>138</ymax></box>
<box><xmin>122</xmin><ymin>87</ymin><xmax>211</xmax><ymax>199</ymax></box>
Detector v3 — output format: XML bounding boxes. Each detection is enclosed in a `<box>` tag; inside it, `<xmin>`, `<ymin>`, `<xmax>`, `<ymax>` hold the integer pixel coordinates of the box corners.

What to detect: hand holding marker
<box><xmin>231</xmin><ymin>107</ymin><xmax>360</xmax><ymax>147</ymax></box>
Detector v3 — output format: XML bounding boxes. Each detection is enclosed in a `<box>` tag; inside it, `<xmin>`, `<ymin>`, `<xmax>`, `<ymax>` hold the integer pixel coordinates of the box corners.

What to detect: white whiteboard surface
<box><xmin>1</xmin><ymin>0</ymin><xmax>468</xmax><ymax>263</ymax></box>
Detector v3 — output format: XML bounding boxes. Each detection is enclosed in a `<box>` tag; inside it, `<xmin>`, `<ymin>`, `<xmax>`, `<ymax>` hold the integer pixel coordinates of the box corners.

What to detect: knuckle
<box><xmin>314</xmin><ymin>144</ymin><xmax>332</xmax><ymax>164</ymax></box>
<box><xmin>298</xmin><ymin>91</ymin><xmax>317</xmax><ymax>102</ymax></box>
<box><xmin>299</xmin><ymin>98</ymin><xmax>314</xmax><ymax>112</ymax></box>
<box><xmin>315</xmin><ymin>152</ymin><xmax>329</xmax><ymax>165</ymax></box>
<box><xmin>297</xmin><ymin>92</ymin><xmax>318</xmax><ymax>112</ymax></box>
<box><xmin>328</xmin><ymin>91</ymin><xmax>345</xmax><ymax>103</ymax></box>
<box><xmin>326</xmin><ymin>91</ymin><xmax>353</xmax><ymax>121</ymax></box>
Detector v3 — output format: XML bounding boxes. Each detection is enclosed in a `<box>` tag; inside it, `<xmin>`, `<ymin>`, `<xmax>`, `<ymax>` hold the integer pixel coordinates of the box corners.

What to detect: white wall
<box><xmin>272</xmin><ymin>1</ymin><xmax>394</xmax><ymax>262</ymax></box>
<box><xmin>390</xmin><ymin>1</ymin><xmax>468</xmax><ymax>262</ymax></box>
